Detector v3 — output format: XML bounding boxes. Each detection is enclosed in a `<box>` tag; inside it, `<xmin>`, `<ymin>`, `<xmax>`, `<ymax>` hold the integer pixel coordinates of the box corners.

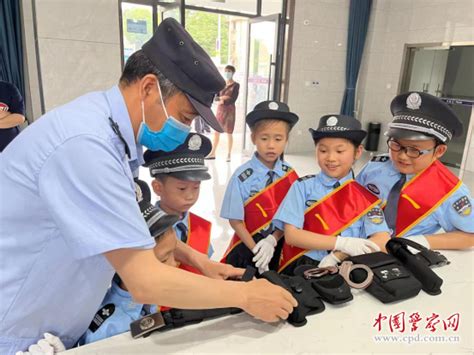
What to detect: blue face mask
<box><xmin>137</xmin><ymin>83</ymin><xmax>191</xmax><ymax>152</ymax></box>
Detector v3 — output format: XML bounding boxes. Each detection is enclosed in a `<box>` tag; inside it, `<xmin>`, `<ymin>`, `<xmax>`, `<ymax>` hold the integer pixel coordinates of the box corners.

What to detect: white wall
<box><xmin>357</xmin><ymin>0</ymin><xmax>474</xmax><ymax>150</ymax></box>
<box><xmin>34</xmin><ymin>0</ymin><xmax>122</xmax><ymax>112</ymax></box>
<box><xmin>286</xmin><ymin>0</ymin><xmax>350</xmax><ymax>153</ymax></box>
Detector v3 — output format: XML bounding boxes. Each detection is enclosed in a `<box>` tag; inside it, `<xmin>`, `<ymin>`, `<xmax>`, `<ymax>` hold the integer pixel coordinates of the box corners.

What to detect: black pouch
<box><xmin>347</xmin><ymin>252</ymin><xmax>422</xmax><ymax>303</ymax></box>
<box><xmin>293</xmin><ymin>264</ymin><xmax>353</xmax><ymax>305</ymax></box>
<box><xmin>261</xmin><ymin>271</ymin><xmax>325</xmax><ymax>327</ymax></box>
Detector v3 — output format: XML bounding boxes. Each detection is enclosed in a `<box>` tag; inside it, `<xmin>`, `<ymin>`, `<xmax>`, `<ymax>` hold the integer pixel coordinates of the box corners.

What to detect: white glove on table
<box><xmin>252</xmin><ymin>234</ymin><xmax>277</xmax><ymax>274</ymax></box>
<box><xmin>318</xmin><ymin>252</ymin><xmax>341</xmax><ymax>268</ymax></box>
<box><xmin>334</xmin><ymin>236</ymin><xmax>380</xmax><ymax>256</ymax></box>
<box><xmin>16</xmin><ymin>333</ymin><xmax>66</xmax><ymax>355</ymax></box>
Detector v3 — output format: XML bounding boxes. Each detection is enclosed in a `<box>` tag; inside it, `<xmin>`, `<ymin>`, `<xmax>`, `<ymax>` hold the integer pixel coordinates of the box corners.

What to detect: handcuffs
<box><xmin>302</xmin><ymin>261</ymin><xmax>374</xmax><ymax>289</ymax></box>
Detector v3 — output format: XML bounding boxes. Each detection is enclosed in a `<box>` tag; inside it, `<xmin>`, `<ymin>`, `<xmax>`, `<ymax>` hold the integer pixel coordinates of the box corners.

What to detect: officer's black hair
<box><xmin>120</xmin><ymin>50</ymin><xmax>181</xmax><ymax>101</ymax></box>
<box><xmin>224</xmin><ymin>65</ymin><xmax>236</xmax><ymax>73</ymax></box>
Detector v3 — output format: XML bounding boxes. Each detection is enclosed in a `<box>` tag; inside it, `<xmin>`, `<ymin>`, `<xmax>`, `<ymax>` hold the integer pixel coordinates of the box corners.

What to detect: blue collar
<box><xmin>105</xmin><ymin>86</ymin><xmax>143</xmax><ymax>165</ymax></box>
<box><xmin>250</xmin><ymin>153</ymin><xmax>284</xmax><ymax>175</ymax></box>
<box><xmin>318</xmin><ymin>171</ymin><xmax>354</xmax><ymax>188</ymax></box>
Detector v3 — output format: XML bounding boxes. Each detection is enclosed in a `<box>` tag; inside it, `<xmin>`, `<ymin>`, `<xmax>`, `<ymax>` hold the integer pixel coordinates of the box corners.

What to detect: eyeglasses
<box><xmin>387</xmin><ymin>138</ymin><xmax>437</xmax><ymax>159</ymax></box>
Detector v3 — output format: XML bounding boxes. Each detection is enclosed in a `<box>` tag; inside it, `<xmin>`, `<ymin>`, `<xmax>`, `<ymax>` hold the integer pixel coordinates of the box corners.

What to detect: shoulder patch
<box><xmin>371</xmin><ymin>155</ymin><xmax>390</xmax><ymax>163</ymax></box>
<box><xmin>452</xmin><ymin>195</ymin><xmax>471</xmax><ymax>216</ymax></box>
<box><xmin>367</xmin><ymin>206</ymin><xmax>384</xmax><ymax>224</ymax></box>
<box><xmin>238</xmin><ymin>168</ymin><xmax>253</xmax><ymax>182</ymax></box>
<box><xmin>282</xmin><ymin>164</ymin><xmax>290</xmax><ymax>172</ymax></box>
<box><xmin>88</xmin><ymin>304</ymin><xmax>115</xmax><ymax>333</ymax></box>
<box><xmin>298</xmin><ymin>174</ymin><xmax>316</xmax><ymax>182</ymax></box>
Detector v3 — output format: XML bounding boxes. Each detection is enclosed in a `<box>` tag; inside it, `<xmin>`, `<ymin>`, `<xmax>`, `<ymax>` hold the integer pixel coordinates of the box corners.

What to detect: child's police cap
<box><xmin>309</xmin><ymin>114</ymin><xmax>367</xmax><ymax>145</ymax></box>
<box><xmin>143</xmin><ymin>133</ymin><xmax>212</xmax><ymax>181</ymax></box>
<box><xmin>135</xmin><ymin>179</ymin><xmax>180</xmax><ymax>239</ymax></box>
<box><xmin>246</xmin><ymin>100</ymin><xmax>299</xmax><ymax>129</ymax></box>
<box><xmin>387</xmin><ymin>92</ymin><xmax>462</xmax><ymax>143</ymax></box>
<box><xmin>142</xmin><ymin>18</ymin><xmax>225</xmax><ymax>133</ymax></box>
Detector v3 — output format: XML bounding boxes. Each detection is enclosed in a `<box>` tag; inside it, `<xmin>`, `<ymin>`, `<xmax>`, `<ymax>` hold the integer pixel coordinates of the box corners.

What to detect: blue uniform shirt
<box><xmin>220</xmin><ymin>153</ymin><xmax>293</xmax><ymax>222</ymax></box>
<box><xmin>156</xmin><ymin>202</ymin><xmax>214</xmax><ymax>257</ymax></box>
<box><xmin>79</xmin><ymin>275</ymin><xmax>156</xmax><ymax>345</ymax></box>
<box><xmin>357</xmin><ymin>155</ymin><xmax>474</xmax><ymax>235</ymax></box>
<box><xmin>0</xmin><ymin>86</ymin><xmax>155</xmax><ymax>354</ymax></box>
<box><xmin>273</xmin><ymin>171</ymin><xmax>389</xmax><ymax>261</ymax></box>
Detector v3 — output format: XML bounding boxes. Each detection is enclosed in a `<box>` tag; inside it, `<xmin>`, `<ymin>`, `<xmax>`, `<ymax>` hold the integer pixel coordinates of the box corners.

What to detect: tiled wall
<box><xmin>34</xmin><ymin>0</ymin><xmax>122</xmax><ymax>112</ymax></box>
<box><xmin>357</xmin><ymin>0</ymin><xmax>474</xmax><ymax>150</ymax></box>
<box><xmin>286</xmin><ymin>0</ymin><xmax>350</xmax><ymax>153</ymax></box>
<box><xmin>287</xmin><ymin>0</ymin><xmax>474</xmax><ymax>154</ymax></box>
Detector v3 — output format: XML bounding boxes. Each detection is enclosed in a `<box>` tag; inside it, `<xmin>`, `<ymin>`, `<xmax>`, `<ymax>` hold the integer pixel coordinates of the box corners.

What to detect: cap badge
<box><xmin>326</xmin><ymin>116</ymin><xmax>338</xmax><ymax>126</ymax></box>
<box><xmin>268</xmin><ymin>102</ymin><xmax>279</xmax><ymax>110</ymax></box>
<box><xmin>188</xmin><ymin>134</ymin><xmax>202</xmax><ymax>151</ymax></box>
<box><xmin>406</xmin><ymin>93</ymin><xmax>422</xmax><ymax>110</ymax></box>
<box><xmin>134</xmin><ymin>183</ymin><xmax>143</xmax><ymax>202</ymax></box>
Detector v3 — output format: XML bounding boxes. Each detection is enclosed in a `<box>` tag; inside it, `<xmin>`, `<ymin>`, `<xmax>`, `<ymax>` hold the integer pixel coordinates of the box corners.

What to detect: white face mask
<box><xmin>224</xmin><ymin>72</ymin><xmax>233</xmax><ymax>80</ymax></box>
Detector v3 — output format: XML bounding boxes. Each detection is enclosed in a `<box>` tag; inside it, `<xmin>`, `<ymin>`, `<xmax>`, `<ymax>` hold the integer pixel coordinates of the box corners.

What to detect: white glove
<box><xmin>16</xmin><ymin>333</ymin><xmax>65</xmax><ymax>355</ymax></box>
<box><xmin>334</xmin><ymin>236</ymin><xmax>380</xmax><ymax>256</ymax></box>
<box><xmin>252</xmin><ymin>234</ymin><xmax>277</xmax><ymax>274</ymax></box>
<box><xmin>318</xmin><ymin>252</ymin><xmax>341</xmax><ymax>268</ymax></box>
<box><xmin>403</xmin><ymin>235</ymin><xmax>430</xmax><ymax>254</ymax></box>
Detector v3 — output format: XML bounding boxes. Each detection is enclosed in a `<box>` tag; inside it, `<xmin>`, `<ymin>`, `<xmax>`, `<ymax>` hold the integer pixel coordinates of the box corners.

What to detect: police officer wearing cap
<box><xmin>357</xmin><ymin>92</ymin><xmax>474</xmax><ymax>251</ymax></box>
<box><xmin>0</xmin><ymin>18</ymin><xmax>296</xmax><ymax>354</ymax></box>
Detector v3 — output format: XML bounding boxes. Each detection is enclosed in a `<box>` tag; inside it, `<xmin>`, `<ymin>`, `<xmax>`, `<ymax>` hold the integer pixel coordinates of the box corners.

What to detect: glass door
<box><xmin>242</xmin><ymin>14</ymin><xmax>280</xmax><ymax>155</ymax></box>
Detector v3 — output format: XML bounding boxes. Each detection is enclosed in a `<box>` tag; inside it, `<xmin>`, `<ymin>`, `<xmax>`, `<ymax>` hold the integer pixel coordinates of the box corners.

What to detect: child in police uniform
<box><xmin>79</xmin><ymin>182</ymin><xmax>180</xmax><ymax>345</ymax></box>
<box><xmin>357</xmin><ymin>92</ymin><xmax>474</xmax><ymax>251</ymax></box>
<box><xmin>274</xmin><ymin>114</ymin><xmax>387</xmax><ymax>275</ymax></box>
<box><xmin>143</xmin><ymin>133</ymin><xmax>215</xmax><ymax>272</ymax></box>
<box><xmin>220</xmin><ymin>101</ymin><xmax>299</xmax><ymax>274</ymax></box>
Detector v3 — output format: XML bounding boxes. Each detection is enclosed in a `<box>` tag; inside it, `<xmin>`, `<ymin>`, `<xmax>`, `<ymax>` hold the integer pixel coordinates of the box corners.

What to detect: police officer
<box><xmin>357</xmin><ymin>92</ymin><xmax>474</xmax><ymax>250</ymax></box>
<box><xmin>0</xmin><ymin>18</ymin><xmax>296</xmax><ymax>354</ymax></box>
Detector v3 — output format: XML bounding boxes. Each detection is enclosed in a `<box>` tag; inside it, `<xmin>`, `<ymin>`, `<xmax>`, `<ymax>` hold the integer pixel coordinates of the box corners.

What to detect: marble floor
<box><xmin>138</xmin><ymin>143</ymin><xmax>474</xmax><ymax>262</ymax></box>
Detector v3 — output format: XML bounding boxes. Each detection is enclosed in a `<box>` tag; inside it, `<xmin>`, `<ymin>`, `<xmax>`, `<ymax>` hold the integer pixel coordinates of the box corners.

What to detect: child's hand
<box><xmin>334</xmin><ymin>236</ymin><xmax>380</xmax><ymax>256</ymax></box>
<box><xmin>252</xmin><ymin>235</ymin><xmax>277</xmax><ymax>274</ymax></box>
<box><xmin>201</xmin><ymin>259</ymin><xmax>245</xmax><ymax>280</ymax></box>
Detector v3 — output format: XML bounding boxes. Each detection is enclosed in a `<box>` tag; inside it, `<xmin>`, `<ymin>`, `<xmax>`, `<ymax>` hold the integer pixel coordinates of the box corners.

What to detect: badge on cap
<box><xmin>268</xmin><ymin>102</ymin><xmax>279</xmax><ymax>110</ymax></box>
<box><xmin>188</xmin><ymin>134</ymin><xmax>202</xmax><ymax>151</ymax></box>
<box><xmin>406</xmin><ymin>92</ymin><xmax>422</xmax><ymax>110</ymax></box>
<box><xmin>326</xmin><ymin>116</ymin><xmax>338</xmax><ymax>126</ymax></box>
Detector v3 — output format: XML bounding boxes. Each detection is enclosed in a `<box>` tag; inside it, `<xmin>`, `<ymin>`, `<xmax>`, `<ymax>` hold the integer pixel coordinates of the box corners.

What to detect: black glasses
<box><xmin>387</xmin><ymin>138</ymin><xmax>437</xmax><ymax>159</ymax></box>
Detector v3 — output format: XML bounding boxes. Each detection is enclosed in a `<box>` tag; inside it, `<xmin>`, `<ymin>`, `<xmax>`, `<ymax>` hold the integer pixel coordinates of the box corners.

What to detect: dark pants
<box><xmin>279</xmin><ymin>255</ymin><xmax>320</xmax><ymax>276</ymax></box>
<box><xmin>225</xmin><ymin>233</ymin><xmax>284</xmax><ymax>272</ymax></box>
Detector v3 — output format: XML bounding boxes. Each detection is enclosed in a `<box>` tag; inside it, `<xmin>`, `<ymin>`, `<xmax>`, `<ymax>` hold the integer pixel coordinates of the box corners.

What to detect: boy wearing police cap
<box><xmin>144</xmin><ymin>133</ymin><xmax>222</xmax><ymax>273</ymax></box>
<box><xmin>357</xmin><ymin>92</ymin><xmax>474</xmax><ymax>250</ymax></box>
<box><xmin>220</xmin><ymin>101</ymin><xmax>299</xmax><ymax>274</ymax></box>
<box><xmin>80</xmin><ymin>180</ymin><xmax>181</xmax><ymax>345</ymax></box>
<box><xmin>274</xmin><ymin>114</ymin><xmax>386</xmax><ymax>274</ymax></box>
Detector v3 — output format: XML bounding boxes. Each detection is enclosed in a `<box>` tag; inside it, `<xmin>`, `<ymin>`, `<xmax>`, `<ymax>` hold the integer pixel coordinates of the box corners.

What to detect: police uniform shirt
<box><xmin>0</xmin><ymin>81</ymin><xmax>25</xmax><ymax>152</ymax></box>
<box><xmin>155</xmin><ymin>202</ymin><xmax>214</xmax><ymax>257</ymax></box>
<box><xmin>0</xmin><ymin>86</ymin><xmax>155</xmax><ymax>353</ymax></box>
<box><xmin>79</xmin><ymin>275</ymin><xmax>156</xmax><ymax>345</ymax></box>
<box><xmin>220</xmin><ymin>153</ymin><xmax>293</xmax><ymax>221</ymax></box>
<box><xmin>357</xmin><ymin>155</ymin><xmax>474</xmax><ymax>235</ymax></box>
<box><xmin>273</xmin><ymin>172</ymin><xmax>389</xmax><ymax>261</ymax></box>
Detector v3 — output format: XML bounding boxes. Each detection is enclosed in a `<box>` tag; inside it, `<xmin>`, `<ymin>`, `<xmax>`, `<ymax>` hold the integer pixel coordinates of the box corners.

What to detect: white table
<box><xmin>66</xmin><ymin>251</ymin><xmax>473</xmax><ymax>354</ymax></box>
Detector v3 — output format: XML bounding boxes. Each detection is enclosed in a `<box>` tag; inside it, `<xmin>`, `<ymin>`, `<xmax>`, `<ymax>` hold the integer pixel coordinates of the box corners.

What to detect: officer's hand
<box><xmin>240</xmin><ymin>279</ymin><xmax>297</xmax><ymax>322</ymax></box>
<box><xmin>201</xmin><ymin>259</ymin><xmax>245</xmax><ymax>280</ymax></box>
<box><xmin>318</xmin><ymin>252</ymin><xmax>341</xmax><ymax>268</ymax></box>
<box><xmin>334</xmin><ymin>236</ymin><xmax>380</xmax><ymax>256</ymax></box>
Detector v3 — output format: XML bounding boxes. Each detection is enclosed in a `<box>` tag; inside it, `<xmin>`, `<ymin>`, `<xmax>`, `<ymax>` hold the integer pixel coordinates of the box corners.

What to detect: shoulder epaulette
<box><xmin>238</xmin><ymin>168</ymin><xmax>254</xmax><ymax>182</ymax></box>
<box><xmin>297</xmin><ymin>174</ymin><xmax>315</xmax><ymax>182</ymax></box>
<box><xmin>370</xmin><ymin>155</ymin><xmax>390</xmax><ymax>163</ymax></box>
<box><xmin>282</xmin><ymin>164</ymin><xmax>290</xmax><ymax>172</ymax></box>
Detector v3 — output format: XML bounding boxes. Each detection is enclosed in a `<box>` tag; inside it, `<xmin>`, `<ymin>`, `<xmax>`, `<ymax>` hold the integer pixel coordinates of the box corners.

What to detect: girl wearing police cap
<box><xmin>274</xmin><ymin>114</ymin><xmax>387</xmax><ymax>274</ymax></box>
<box><xmin>357</xmin><ymin>92</ymin><xmax>474</xmax><ymax>251</ymax></box>
<box><xmin>220</xmin><ymin>100</ymin><xmax>299</xmax><ymax>274</ymax></box>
